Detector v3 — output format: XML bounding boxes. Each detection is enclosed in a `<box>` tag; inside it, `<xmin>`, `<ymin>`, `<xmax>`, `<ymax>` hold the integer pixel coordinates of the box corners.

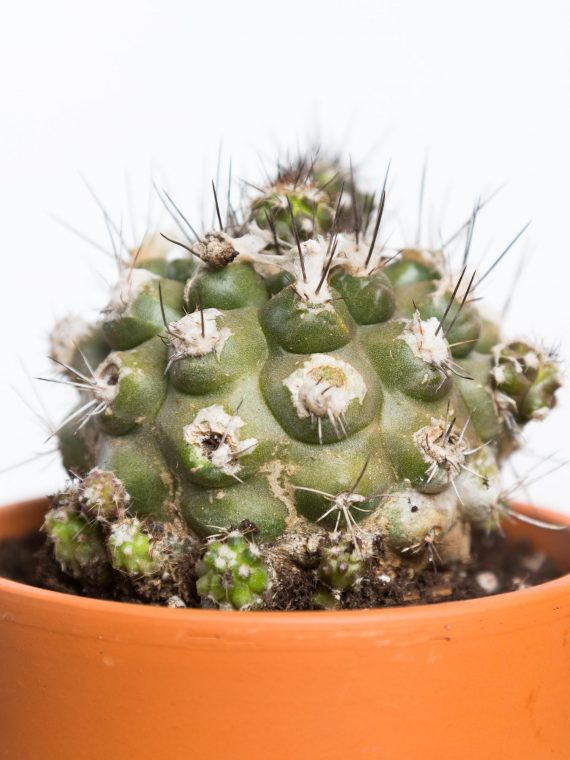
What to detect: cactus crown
<box><xmin>43</xmin><ymin>149</ymin><xmax>562</xmax><ymax>609</ymax></box>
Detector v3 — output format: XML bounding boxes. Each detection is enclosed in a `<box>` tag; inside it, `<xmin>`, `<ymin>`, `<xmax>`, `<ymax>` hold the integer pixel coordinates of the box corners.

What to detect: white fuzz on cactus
<box><xmin>402</xmin><ymin>311</ymin><xmax>450</xmax><ymax>369</ymax></box>
<box><xmin>183</xmin><ymin>405</ymin><xmax>258</xmax><ymax>478</ymax></box>
<box><xmin>283</xmin><ymin>354</ymin><xmax>367</xmax><ymax>441</ymax></box>
<box><xmin>166</xmin><ymin>309</ymin><xmax>232</xmax><ymax>364</ymax></box>
<box><xmin>105</xmin><ymin>268</ymin><xmax>159</xmax><ymax>321</ymax></box>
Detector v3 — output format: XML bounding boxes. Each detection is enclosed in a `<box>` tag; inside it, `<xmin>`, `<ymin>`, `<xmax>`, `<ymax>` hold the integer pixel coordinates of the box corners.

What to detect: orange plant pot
<box><xmin>1</xmin><ymin>498</ymin><xmax>570</xmax><ymax>760</ymax></box>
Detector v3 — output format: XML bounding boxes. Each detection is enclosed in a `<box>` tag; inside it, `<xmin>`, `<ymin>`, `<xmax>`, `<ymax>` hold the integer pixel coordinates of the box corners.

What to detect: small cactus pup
<box><xmin>196</xmin><ymin>527</ymin><xmax>270</xmax><ymax>610</ymax></box>
<box><xmin>41</xmin><ymin>149</ymin><xmax>563</xmax><ymax>609</ymax></box>
<box><xmin>313</xmin><ymin>540</ymin><xmax>365</xmax><ymax>609</ymax></box>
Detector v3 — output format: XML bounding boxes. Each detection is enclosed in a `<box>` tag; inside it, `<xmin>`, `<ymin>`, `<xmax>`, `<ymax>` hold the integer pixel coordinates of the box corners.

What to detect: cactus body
<box><xmin>196</xmin><ymin>531</ymin><xmax>269</xmax><ymax>609</ymax></box>
<box><xmin>44</xmin><ymin>153</ymin><xmax>562</xmax><ymax>608</ymax></box>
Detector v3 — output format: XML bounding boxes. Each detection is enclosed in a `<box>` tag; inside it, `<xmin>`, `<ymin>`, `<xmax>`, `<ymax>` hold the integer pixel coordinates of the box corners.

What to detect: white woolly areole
<box><xmin>212</xmin><ymin>543</ymin><xmax>238</xmax><ymax>570</ymax></box>
<box><xmin>402</xmin><ymin>311</ymin><xmax>450</xmax><ymax>367</ymax></box>
<box><xmin>247</xmin><ymin>542</ymin><xmax>261</xmax><ymax>558</ymax></box>
<box><xmin>291</xmin><ymin>238</ymin><xmax>334</xmax><ymax>303</ymax></box>
<box><xmin>81</xmin><ymin>484</ymin><xmax>103</xmax><ymax>507</ymax></box>
<box><xmin>491</xmin><ymin>343</ymin><xmax>523</xmax><ymax>384</ymax></box>
<box><xmin>105</xmin><ymin>269</ymin><xmax>158</xmax><ymax>320</ymax></box>
<box><xmin>234</xmin><ymin>223</ymin><xmax>287</xmax><ymax>277</ymax></box>
<box><xmin>283</xmin><ymin>354</ymin><xmax>367</xmax><ymax>422</ymax></box>
<box><xmin>237</xmin><ymin>234</ymin><xmax>337</xmax><ymax>299</ymax></box>
<box><xmin>333</xmin><ymin>232</ymin><xmax>381</xmax><ymax>275</ymax></box>
<box><xmin>50</xmin><ymin>315</ymin><xmax>90</xmax><ymax>367</ymax></box>
<box><xmin>183</xmin><ymin>404</ymin><xmax>258</xmax><ymax>477</ymax></box>
<box><xmin>167</xmin><ymin>309</ymin><xmax>232</xmax><ymax>362</ymax></box>
<box><xmin>109</xmin><ymin>518</ymin><xmax>142</xmax><ymax>549</ymax></box>
<box><xmin>231</xmin><ymin>224</ymin><xmax>273</xmax><ymax>257</ymax></box>
<box><xmin>413</xmin><ymin>416</ymin><xmax>468</xmax><ymax>481</ymax></box>
<box><xmin>92</xmin><ymin>358</ymin><xmax>124</xmax><ymax>406</ymax></box>
<box><xmin>491</xmin><ymin>364</ymin><xmax>508</xmax><ymax>385</ymax></box>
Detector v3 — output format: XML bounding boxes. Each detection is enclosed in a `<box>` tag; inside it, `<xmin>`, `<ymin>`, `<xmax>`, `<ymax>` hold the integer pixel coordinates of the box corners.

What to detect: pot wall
<box><xmin>1</xmin><ymin>499</ymin><xmax>570</xmax><ymax>760</ymax></box>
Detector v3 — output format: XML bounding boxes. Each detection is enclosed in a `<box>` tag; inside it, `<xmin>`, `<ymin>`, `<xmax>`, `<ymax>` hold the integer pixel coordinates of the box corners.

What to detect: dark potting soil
<box><xmin>0</xmin><ymin>528</ymin><xmax>561</xmax><ymax>609</ymax></box>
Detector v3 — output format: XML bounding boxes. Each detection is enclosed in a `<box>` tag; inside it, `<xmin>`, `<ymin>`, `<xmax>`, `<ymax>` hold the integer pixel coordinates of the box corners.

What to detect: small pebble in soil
<box><xmin>520</xmin><ymin>552</ymin><xmax>547</xmax><ymax>573</ymax></box>
<box><xmin>167</xmin><ymin>595</ymin><xmax>187</xmax><ymax>608</ymax></box>
<box><xmin>475</xmin><ymin>571</ymin><xmax>500</xmax><ymax>594</ymax></box>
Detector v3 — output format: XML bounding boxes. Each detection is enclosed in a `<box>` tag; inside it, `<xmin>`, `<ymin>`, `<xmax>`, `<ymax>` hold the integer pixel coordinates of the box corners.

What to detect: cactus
<box><xmin>42</xmin><ymin>150</ymin><xmax>562</xmax><ymax>609</ymax></box>
<box><xmin>196</xmin><ymin>530</ymin><xmax>269</xmax><ymax>610</ymax></box>
<box><xmin>43</xmin><ymin>487</ymin><xmax>111</xmax><ymax>586</ymax></box>
<box><xmin>313</xmin><ymin>541</ymin><xmax>365</xmax><ymax>609</ymax></box>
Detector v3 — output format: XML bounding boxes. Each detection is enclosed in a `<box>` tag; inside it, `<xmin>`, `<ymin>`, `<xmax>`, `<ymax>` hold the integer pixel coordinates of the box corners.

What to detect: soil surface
<box><xmin>0</xmin><ymin>529</ymin><xmax>561</xmax><ymax>609</ymax></box>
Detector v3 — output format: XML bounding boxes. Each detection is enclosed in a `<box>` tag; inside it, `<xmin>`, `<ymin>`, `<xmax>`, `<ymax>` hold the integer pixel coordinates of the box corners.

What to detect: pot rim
<box><xmin>1</xmin><ymin>497</ymin><xmax>570</xmax><ymax>637</ymax></box>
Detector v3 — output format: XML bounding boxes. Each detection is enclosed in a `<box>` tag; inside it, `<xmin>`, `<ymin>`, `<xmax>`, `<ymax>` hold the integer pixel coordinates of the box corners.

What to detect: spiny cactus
<box><xmin>313</xmin><ymin>541</ymin><xmax>365</xmax><ymax>609</ymax></box>
<box><xmin>42</xmin><ymin>149</ymin><xmax>562</xmax><ymax>609</ymax></box>
<box><xmin>196</xmin><ymin>529</ymin><xmax>269</xmax><ymax>610</ymax></box>
<box><xmin>43</xmin><ymin>487</ymin><xmax>111</xmax><ymax>586</ymax></box>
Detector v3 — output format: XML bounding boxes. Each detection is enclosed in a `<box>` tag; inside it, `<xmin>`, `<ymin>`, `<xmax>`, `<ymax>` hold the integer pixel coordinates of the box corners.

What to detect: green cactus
<box><xmin>313</xmin><ymin>541</ymin><xmax>365</xmax><ymax>609</ymax></box>
<box><xmin>42</xmin><ymin>151</ymin><xmax>562</xmax><ymax>609</ymax></box>
<box><xmin>43</xmin><ymin>489</ymin><xmax>111</xmax><ymax>586</ymax></box>
<box><xmin>78</xmin><ymin>468</ymin><xmax>130</xmax><ymax>521</ymax></box>
<box><xmin>196</xmin><ymin>530</ymin><xmax>269</xmax><ymax>609</ymax></box>
<box><xmin>107</xmin><ymin>517</ymin><xmax>159</xmax><ymax>577</ymax></box>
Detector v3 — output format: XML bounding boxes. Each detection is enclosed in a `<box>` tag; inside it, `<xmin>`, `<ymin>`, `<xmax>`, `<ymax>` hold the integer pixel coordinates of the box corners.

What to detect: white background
<box><xmin>0</xmin><ymin>0</ymin><xmax>569</xmax><ymax>511</ymax></box>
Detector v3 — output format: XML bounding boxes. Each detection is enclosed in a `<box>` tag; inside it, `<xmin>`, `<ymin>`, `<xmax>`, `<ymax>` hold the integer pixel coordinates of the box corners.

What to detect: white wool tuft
<box><xmin>283</xmin><ymin>354</ymin><xmax>367</xmax><ymax>421</ymax></box>
<box><xmin>183</xmin><ymin>405</ymin><xmax>257</xmax><ymax>476</ymax></box>
<box><xmin>167</xmin><ymin>309</ymin><xmax>232</xmax><ymax>360</ymax></box>
<box><xmin>109</xmin><ymin>519</ymin><xmax>141</xmax><ymax>548</ymax></box>
<box><xmin>105</xmin><ymin>269</ymin><xmax>158</xmax><ymax>320</ymax></box>
<box><xmin>291</xmin><ymin>238</ymin><xmax>333</xmax><ymax>303</ymax></box>
<box><xmin>402</xmin><ymin>311</ymin><xmax>450</xmax><ymax>367</ymax></box>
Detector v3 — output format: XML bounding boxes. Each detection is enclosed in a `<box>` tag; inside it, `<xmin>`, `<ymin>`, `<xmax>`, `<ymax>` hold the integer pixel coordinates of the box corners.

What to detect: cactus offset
<box><xmin>43</xmin><ymin>151</ymin><xmax>562</xmax><ymax>609</ymax></box>
<box><xmin>196</xmin><ymin>529</ymin><xmax>269</xmax><ymax>610</ymax></box>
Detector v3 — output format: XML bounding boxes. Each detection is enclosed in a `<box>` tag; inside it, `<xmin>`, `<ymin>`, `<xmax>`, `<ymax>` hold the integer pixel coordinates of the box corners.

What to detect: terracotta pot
<box><xmin>1</xmin><ymin>498</ymin><xmax>570</xmax><ymax>760</ymax></box>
